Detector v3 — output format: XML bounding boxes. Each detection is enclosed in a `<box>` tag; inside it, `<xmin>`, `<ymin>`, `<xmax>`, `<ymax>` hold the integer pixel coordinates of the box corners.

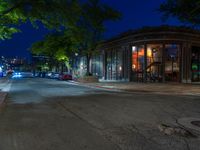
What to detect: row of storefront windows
<box><xmin>77</xmin><ymin>44</ymin><xmax>200</xmax><ymax>82</ymax></box>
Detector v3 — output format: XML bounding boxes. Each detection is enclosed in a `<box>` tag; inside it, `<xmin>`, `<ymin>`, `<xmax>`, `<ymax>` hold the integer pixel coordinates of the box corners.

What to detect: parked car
<box><xmin>0</xmin><ymin>72</ymin><xmax>3</xmax><ymax>77</ymax></box>
<box><xmin>59</xmin><ymin>72</ymin><xmax>72</xmax><ymax>80</ymax></box>
<box><xmin>50</xmin><ymin>72</ymin><xmax>60</xmax><ymax>79</ymax></box>
<box><xmin>46</xmin><ymin>72</ymin><xmax>53</xmax><ymax>78</ymax></box>
<box><xmin>33</xmin><ymin>72</ymin><xmax>40</xmax><ymax>77</ymax></box>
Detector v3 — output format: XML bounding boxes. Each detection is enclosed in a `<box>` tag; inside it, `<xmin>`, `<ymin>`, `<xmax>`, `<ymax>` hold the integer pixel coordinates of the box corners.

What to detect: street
<box><xmin>0</xmin><ymin>78</ymin><xmax>200</xmax><ymax>150</ymax></box>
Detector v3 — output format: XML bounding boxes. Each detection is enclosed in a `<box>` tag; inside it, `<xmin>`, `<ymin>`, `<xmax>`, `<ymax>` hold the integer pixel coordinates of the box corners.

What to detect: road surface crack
<box><xmin>56</xmin><ymin>101</ymin><xmax>103</xmax><ymax>130</ymax></box>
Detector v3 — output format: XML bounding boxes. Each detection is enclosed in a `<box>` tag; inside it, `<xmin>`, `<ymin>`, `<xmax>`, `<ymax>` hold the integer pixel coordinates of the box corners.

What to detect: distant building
<box><xmin>0</xmin><ymin>56</ymin><xmax>27</xmax><ymax>71</ymax></box>
<box><xmin>75</xmin><ymin>26</ymin><xmax>200</xmax><ymax>83</ymax></box>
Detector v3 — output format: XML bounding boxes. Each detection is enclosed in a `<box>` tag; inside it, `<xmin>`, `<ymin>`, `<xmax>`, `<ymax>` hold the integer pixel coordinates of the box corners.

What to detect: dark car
<box><xmin>59</xmin><ymin>72</ymin><xmax>72</xmax><ymax>80</ymax></box>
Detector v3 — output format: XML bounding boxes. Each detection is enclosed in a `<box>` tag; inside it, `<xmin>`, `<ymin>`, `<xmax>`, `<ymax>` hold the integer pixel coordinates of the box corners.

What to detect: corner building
<box><xmin>82</xmin><ymin>26</ymin><xmax>200</xmax><ymax>83</ymax></box>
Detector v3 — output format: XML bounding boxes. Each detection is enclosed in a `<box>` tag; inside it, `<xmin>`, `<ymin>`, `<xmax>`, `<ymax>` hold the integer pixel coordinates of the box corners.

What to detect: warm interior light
<box><xmin>132</xmin><ymin>64</ymin><xmax>136</xmax><ymax>69</ymax></box>
<box><xmin>147</xmin><ymin>48</ymin><xmax>152</xmax><ymax>57</ymax></box>
<box><xmin>138</xmin><ymin>49</ymin><xmax>144</xmax><ymax>56</ymax></box>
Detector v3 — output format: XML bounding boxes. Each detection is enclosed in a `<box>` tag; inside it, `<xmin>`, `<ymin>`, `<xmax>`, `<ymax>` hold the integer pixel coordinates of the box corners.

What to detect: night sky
<box><xmin>0</xmin><ymin>0</ymin><xmax>182</xmax><ymax>59</ymax></box>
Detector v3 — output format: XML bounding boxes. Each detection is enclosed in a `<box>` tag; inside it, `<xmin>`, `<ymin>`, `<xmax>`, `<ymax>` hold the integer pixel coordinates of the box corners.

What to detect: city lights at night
<box><xmin>0</xmin><ymin>0</ymin><xmax>199</xmax><ymax>150</ymax></box>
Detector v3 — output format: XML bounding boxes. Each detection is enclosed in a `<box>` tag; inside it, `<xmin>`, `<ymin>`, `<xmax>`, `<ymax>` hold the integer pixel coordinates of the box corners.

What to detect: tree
<box><xmin>159</xmin><ymin>0</ymin><xmax>200</xmax><ymax>25</ymax></box>
<box><xmin>75</xmin><ymin>0</ymin><xmax>121</xmax><ymax>75</ymax></box>
<box><xmin>30</xmin><ymin>31</ymin><xmax>78</xmax><ymax>72</ymax></box>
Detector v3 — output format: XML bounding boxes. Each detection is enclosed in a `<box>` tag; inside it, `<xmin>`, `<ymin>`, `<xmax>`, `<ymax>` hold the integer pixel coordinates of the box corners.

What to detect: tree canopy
<box><xmin>30</xmin><ymin>0</ymin><xmax>121</xmax><ymax>74</ymax></box>
<box><xmin>0</xmin><ymin>0</ymin><xmax>81</xmax><ymax>40</ymax></box>
<box><xmin>30</xmin><ymin>31</ymin><xmax>78</xmax><ymax>62</ymax></box>
<box><xmin>0</xmin><ymin>0</ymin><xmax>25</xmax><ymax>39</ymax></box>
<box><xmin>159</xmin><ymin>0</ymin><xmax>200</xmax><ymax>25</ymax></box>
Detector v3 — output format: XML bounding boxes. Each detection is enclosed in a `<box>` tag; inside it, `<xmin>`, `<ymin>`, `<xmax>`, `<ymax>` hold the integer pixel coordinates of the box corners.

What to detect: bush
<box><xmin>85</xmin><ymin>72</ymin><xmax>93</xmax><ymax>76</ymax></box>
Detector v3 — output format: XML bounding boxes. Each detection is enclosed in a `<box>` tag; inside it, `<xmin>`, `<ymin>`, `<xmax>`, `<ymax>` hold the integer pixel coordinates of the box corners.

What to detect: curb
<box><xmin>67</xmin><ymin>81</ymin><xmax>122</xmax><ymax>92</ymax></box>
<box><xmin>67</xmin><ymin>81</ymin><xmax>200</xmax><ymax>96</ymax></box>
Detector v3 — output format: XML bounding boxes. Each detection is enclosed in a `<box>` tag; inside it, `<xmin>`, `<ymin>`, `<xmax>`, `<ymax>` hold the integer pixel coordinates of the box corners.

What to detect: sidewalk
<box><xmin>77</xmin><ymin>81</ymin><xmax>200</xmax><ymax>96</ymax></box>
<box><xmin>0</xmin><ymin>77</ymin><xmax>9</xmax><ymax>107</ymax></box>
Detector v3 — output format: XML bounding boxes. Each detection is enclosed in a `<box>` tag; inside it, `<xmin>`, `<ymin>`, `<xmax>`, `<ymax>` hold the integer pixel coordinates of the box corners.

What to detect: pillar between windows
<box><xmin>162</xmin><ymin>43</ymin><xmax>166</xmax><ymax>82</ymax></box>
<box><xmin>144</xmin><ymin>44</ymin><xmax>147</xmax><ymax>82</ymax></box>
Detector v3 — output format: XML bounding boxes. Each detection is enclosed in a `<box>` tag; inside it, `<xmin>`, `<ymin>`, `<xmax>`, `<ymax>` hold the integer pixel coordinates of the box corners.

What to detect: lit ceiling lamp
<box><xmin>152</xmin><ymin>48</ymin><xmax>157</xmax><ymax>53</ymax></box>
<box><xmin>132</xmin><ymin>46</ymin><xmax>136</xmax><ymax>52</ymax></box>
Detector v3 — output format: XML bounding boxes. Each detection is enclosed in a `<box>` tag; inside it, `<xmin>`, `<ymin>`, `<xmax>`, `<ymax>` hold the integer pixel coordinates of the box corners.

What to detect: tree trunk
<box><xmin>61</xmin><ymin>62</ymin><xmax>64</xmax><ymax>73</ymax></box>
<box><xmin>86</xmin><ymin>54</ymin><xmax>91</xmax><ymax>75</ymax></box>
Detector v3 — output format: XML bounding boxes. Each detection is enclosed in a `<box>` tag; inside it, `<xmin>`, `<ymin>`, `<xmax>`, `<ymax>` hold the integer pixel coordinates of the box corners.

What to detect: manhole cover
<box><xmin>178</xmin><ymin>118</ymin><xmax>200</xmax><ymax>132</ymax></box>
<box><xmin>191</xmin><ymin>121</ymin><xmax>200</xmax><ymax>127</ymax></box>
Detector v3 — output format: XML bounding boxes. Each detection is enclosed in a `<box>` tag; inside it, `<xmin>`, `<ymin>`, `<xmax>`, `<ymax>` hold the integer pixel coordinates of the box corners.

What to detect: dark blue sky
<box><xmin>0</xmin><ymin>0</ymin><xmax>182</xmax><ymax>59</ymax></box>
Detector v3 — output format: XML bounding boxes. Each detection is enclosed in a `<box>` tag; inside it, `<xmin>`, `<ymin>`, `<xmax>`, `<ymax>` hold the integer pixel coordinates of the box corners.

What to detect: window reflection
<box><xmin>106</xmin><ymin>51</ymin><xmax>112</xmax><ymax>80</ymax></box>
<box><xmin>106</xmin><ymin>50</ymin><xmax>124</xmax><ymax>80</ymax></box>
<box><xmin>91</xmin><ymin>55</ymin><xmax>103</xmax><ymax>78</ymax></box>
<box><xmin>165</xmin><ymin>44</ymin><xmax>180</xmax><ymax>82</ymax></box>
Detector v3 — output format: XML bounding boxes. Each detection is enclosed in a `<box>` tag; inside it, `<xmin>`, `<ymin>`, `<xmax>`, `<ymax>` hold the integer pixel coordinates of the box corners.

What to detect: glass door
<box><xmin>165</xmin><ymin>44</ymin><xmax>180</xmax><ymax>82</ymax></box>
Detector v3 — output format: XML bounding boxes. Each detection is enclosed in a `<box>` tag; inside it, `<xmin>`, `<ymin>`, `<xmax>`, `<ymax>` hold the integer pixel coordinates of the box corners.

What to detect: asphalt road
<box><xmin>0</xmin><ymin>78</ymin><xmax>200</xmax><ymax>150</ymax></box>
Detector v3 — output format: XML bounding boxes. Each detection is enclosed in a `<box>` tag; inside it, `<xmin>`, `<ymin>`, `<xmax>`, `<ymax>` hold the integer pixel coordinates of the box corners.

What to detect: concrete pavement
<box><xmin>0</xmin><ymin>78</ymin><xmax>200</xmax><ymax>150</ymax></box>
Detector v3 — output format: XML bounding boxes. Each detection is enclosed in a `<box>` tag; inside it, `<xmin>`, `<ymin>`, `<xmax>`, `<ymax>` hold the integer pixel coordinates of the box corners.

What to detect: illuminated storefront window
<box><xmin>146</xmin><ymin>44</ymin><xmax>162</xmax><ymax>82</ymax></box>
<box><xmin>132</xmin><ymin>45</ymin><xmax>145</xmax><ymax>81</ymax></box>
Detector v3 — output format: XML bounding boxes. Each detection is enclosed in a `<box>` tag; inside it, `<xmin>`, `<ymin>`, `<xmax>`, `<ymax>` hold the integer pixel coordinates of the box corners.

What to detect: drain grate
<box><xmin>191</xmin><ymin>121</ymin><xmax>200</xmax><ymax>127</ymax></box>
